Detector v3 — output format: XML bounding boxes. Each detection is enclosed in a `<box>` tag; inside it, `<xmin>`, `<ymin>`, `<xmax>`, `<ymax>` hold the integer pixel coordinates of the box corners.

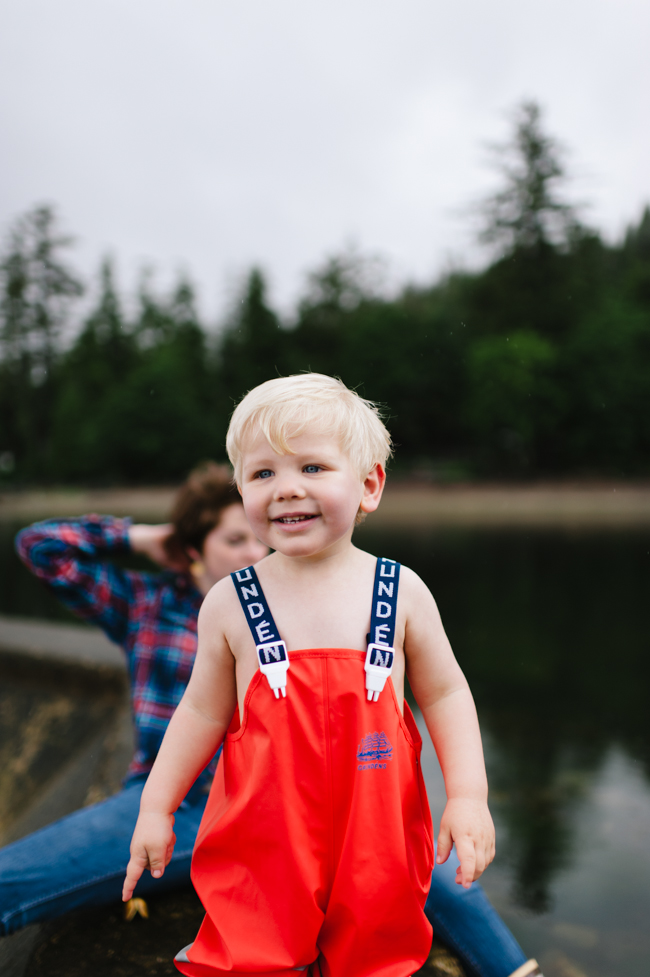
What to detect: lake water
<box><xmin>2</xmin><ymin>519</ymin><xmax>650</xmax><ymax>977</ymax></box>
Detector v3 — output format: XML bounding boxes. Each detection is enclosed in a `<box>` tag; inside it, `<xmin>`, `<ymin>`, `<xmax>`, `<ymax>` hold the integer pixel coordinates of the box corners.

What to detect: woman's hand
<box><xmin>122</xmin><ymin>811</ymin><xmax>176</xmax><ymax>902</ymax></box>
<box><xmin>128</xmin><ymin>524</ymin><xmax>187</xmax><ymax>570</ymax></box>
<box><xmin>436</xmin><ymin>797</ymin><xmax>496</xmax><ymax>888</ymax></box>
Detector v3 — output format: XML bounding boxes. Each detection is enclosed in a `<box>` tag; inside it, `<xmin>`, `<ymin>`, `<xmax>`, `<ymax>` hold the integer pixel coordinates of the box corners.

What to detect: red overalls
<box><xmin>175</xmin><ymin>560</ymin><xmax>433</xmax><ymax>977</ymax></box>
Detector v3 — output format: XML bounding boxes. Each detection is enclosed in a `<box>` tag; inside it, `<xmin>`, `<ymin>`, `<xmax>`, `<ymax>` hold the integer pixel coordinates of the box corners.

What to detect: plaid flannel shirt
<box><xmin>15</xmin><ymin>515</ymin><xmax>212</xmax><ymax>786</ymax></box>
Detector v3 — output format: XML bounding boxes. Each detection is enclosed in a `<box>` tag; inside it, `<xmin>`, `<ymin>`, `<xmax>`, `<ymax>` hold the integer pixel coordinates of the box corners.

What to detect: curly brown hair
<box><xmin>164</xmin><ymin>462</ymin><xmax>241</xmax><ymax>567</ymax></box>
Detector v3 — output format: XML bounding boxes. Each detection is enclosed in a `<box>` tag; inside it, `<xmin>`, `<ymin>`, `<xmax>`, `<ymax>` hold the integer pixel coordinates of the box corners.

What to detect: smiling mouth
<box><xmin>273</xmin><ymin>514</ymin><xmax>318</xmax><ymax>525</ymax></box>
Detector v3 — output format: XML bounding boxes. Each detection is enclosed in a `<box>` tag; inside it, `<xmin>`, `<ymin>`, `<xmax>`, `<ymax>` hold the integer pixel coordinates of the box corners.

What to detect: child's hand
<box><xmin>122</xmin><ymin>812</ymin><xmax>176</xmax><ymax>902</ymax></box>
<box><xmin>436</xmin><ymin>797</ymin><xmax>495</xmax><ymax>888</ymax></box>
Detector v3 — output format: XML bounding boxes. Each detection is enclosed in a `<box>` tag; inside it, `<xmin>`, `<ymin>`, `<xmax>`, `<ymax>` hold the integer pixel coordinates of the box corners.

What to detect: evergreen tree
<box><xmin>465</xmin><ymin>329</ymin><xmax>559</xmax><ymax>472</ymax></box>
<box><xmin>287</xmin><ymin>251</ymin><xmax>383</xmax><ymax>378</ymax></box>
<box><xmin>480</xmin><ymin>101</ymin><xmax>579</xmax><ymax>254</ymax></box>
<box><xmin>335</xmin><ymin>279</ymin><xmax>471</xmax><ymax>467</ymax></box>
<box><xmin>52</xmin><ymin>260</ymin><xmax>137</xmax><ymax>480</ymax></box>
<box><xmin>0</xmin><ymin>205</ymin><xmax>83</xmax><ymax>478</ymax></box>
<box><xmin>219</xmin><ymin>269</ymin><xmax>286</xmax><ymax>405</ymax></box>
<box><xmin>461</xmin><ymin>103</ymin><xmax>593</xmax><ymax>469</ymax></box>
<box><xmin>620</xmin><ymin>206</ymin><xmax>650</xmax><ymax>308</ymax></box>
<box><xmin>102</xmin><ymin>278</ymin><xmax>220</xmax><ymax>481</ymax></box>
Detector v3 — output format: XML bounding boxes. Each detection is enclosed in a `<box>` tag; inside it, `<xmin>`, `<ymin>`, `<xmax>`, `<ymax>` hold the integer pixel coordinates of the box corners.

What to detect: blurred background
<box><xmin>1</xmin><ymin>3</ymin><xmax>650</xmax><ymax>977</ymax></box>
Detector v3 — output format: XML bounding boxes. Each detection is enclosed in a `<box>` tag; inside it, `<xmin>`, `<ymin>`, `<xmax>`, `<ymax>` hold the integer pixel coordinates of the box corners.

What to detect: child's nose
<box><xmin>273</xmin><ymin>472</ymin><xmax>306</xmax><ymax>501</ymax></box>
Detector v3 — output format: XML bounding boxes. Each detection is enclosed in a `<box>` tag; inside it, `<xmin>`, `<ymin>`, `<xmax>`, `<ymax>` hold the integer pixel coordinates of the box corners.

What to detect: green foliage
<box><xmin>2</xmin><ymin>105</ymin><xmax>650</xmax><ymax>483</ymax></box>
<box><xmin>53</xmin><ymin>275</ymin><xmax>220</xmax><ymax>482</ymax></box>
<box><xmin>218</xmin><ymin>269</ymin><xmax>286</xmax><ymax>405</ymax></box>
<box><xmin>51</xmin><ymin>260</ymin><xmax>137</xmax><ymax>480</ymax></box>
<box><xmin>480</xmin><ymin>101</ymin><xmax>578</xmax><ymax>254</ymax></box>
<box><xmin>559</xmin><ymin>297</ymin><xmax>650</xmax><ymax>472</ymax></box>
<box><xmin>465</xmin><ymin>329</ymin><xmax>559</xmax><ymax>471</ymax></box>
<box><xmin>108</xmin><ymin>279</ymin><xmax>220</xmax><ymax>481</ymax></box>
<box><xmin>0</xmin><ymin>206</ymin><xmax>83</xmax><ymax>478</ymax></box>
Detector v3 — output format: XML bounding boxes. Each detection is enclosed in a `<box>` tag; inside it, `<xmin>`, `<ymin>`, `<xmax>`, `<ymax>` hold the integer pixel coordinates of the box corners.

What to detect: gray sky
<box><xmin>1</xmin><ymin>0</ymin><xmax>649</xmax><ymax>321</ymax></box>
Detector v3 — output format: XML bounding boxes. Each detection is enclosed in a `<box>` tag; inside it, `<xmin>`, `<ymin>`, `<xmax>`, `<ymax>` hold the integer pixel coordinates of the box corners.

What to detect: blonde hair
<box><xmin>226</xmin><ymin>374</ymin><xmax>392</xmax><ymax>483</ymax></box>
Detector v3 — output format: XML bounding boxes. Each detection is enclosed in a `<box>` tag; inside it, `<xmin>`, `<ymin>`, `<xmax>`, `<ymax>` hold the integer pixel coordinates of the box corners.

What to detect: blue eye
<box><xmin>304</xmin><ymin>465</ymin><xmax>321</xmax><ymax>474</ymax></box>
<box><xmin>256</xmin><ymin>469</ymin><xmax>273</xmax><ymax>479</ymax></box>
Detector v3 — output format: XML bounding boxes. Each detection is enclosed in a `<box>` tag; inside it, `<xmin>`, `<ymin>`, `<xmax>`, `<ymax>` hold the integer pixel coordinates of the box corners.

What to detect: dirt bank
<box><xmin>27</xmin><ymin>890</ymin><xmax>465</xmax><ymax>977</ymax></box>
<box><xmin>2</xmin><ymin>481</ymin><xmax>650</xmax><ymax>527</ymax></box>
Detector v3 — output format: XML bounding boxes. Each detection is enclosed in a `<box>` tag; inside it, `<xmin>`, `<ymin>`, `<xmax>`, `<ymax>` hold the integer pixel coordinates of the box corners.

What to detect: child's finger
<box><xmin>479</xmin><ymin>832</ymin><xmax>494</xmax><ymax>874</ymax></box>
<box><xmin>122</xmin><ymin>854</ymin><xmax>146</xmax><ymax>902</ymax></box>
<box><xmin>148</xmin><ymin>847</ymin><xmax>167</xmax><ymax>880</ymax></box>
<box><xmin>455</xmin><ymin>837</ymin><xmax>476</xmax><ymax>888</ymax></box>
<box><xmin>436</xmin><ymin>825</ymin><xmax>453</xmax><ymax>864</ymax></box>
<box><xmin>122</xmin><ymin>879</ymin><xmax>136</xmax><ymax>902</ymax></box>
<box><xmin>473</xmin><ymin>849</ymin><xmax>486</xmax><ymax>880</ymax></box>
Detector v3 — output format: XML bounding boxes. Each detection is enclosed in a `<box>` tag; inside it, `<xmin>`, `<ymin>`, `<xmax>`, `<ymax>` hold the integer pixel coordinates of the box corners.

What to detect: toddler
<box><xmin>123</xmin><ymin>374</ymin><xmax>495</xmax><ymax>977</ymax></box>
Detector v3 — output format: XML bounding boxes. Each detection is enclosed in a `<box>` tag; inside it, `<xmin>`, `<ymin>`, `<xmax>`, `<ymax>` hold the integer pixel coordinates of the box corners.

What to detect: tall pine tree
<box><xmin>219</xmin><ymin>269</ymin><xmax>286</xmax><ymax>407</ymax></box>
<box><xmin>0</xmin><ymin>206</ymin><xmax>83</xmax><ymax>478</ymax></box>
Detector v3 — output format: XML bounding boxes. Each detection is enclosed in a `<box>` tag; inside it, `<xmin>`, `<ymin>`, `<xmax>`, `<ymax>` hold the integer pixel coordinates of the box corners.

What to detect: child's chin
<box><xmin>276</xmin><ymin>534</ymin><xmax>320</xmax><ymax>552</ymax></box>
<box><xmin>274</xmin><ymin>530</ymin><xmax>327</xmax><ymax>553</ymax></box>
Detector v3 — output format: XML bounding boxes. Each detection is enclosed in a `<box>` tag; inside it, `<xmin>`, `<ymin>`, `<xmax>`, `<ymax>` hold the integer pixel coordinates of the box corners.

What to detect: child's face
<box><xmin>239</xmin><ymin>426</ymin><xmax>383</xmax><ymax>559</ymax></box>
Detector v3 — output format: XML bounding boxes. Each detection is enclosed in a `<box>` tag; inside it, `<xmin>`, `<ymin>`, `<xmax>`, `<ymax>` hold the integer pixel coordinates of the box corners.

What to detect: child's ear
<box><xmin>360</xmin><ymin>463</ymin><xmax>386</xmax><ymax>515</ymax></box>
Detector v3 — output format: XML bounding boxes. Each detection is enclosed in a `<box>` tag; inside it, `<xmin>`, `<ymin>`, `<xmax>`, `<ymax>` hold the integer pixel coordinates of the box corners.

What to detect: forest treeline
<box><xmin>1</xmin><ymin>103</ymin><xmax>649</xmax><ymax>484</ymax></box>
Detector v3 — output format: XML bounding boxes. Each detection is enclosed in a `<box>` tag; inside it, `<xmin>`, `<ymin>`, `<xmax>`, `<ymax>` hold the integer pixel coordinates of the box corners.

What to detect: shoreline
<box><xmin>2</xmin><ymin>481</ymin><xmax>650</xmax><ymax>527</ymax></box>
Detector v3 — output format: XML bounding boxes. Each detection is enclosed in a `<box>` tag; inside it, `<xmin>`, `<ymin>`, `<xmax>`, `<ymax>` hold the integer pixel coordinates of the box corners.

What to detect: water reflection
<box><xmin>359</xmin><ymin>528</ymin><xmax>650</xmax><ymax>973</ymax></box>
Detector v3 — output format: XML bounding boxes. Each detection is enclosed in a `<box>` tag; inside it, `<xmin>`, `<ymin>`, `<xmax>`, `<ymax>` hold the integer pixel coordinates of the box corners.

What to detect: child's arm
<box><xmin>122</xmin><ymin>585</ymin><xmax>237</xmax><ymax>901</ymax></box>
<box><xmin>402</xmin><ymin>568</ymin><xmax>495</xmax><ymax>889</ymax></box>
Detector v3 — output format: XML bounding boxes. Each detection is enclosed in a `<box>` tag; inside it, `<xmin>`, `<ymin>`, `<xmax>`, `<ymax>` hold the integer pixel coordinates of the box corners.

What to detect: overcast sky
<box><xmin>1</xmin><ymin>0</ymin><xmax>649</xmax><ymax>321</ymax></box>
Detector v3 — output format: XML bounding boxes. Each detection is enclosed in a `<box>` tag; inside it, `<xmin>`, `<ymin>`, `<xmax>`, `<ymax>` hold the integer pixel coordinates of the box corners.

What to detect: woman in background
<box><xmin>1</xmin><ymin>464</ymin><xmax>264</xmax><ymax>931</ymax></box>
<box><xmin>0</xmin><ymin>463</ymin><xmax>539</xmax><ymax>977</ymax></box>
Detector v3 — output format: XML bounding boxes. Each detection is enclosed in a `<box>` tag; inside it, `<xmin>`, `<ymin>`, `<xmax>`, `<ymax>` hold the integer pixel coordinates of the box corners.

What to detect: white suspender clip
<box><xmin>364</xmin><ymin>643</ymin><xmax>395</xmax><ymax>702</ymax></box>
<box><xmin>256</xmin><ymin>640</ymin><xmax>289</xmax><ymax>698</ymax></box>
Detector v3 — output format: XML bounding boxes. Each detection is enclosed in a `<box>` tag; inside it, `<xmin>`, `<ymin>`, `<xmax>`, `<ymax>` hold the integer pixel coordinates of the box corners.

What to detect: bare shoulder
<box><xmin>353</xmin><ymin>545</ymin><xmax>396</xmax><ymax>574</ymax></box>
<box><xmin>397</xmin><ymin>564</ymin><xmax>465</xmax><ymax>705</ymax></box>
<box><xmin>396</xmin><ymin>564</ymin><xmax>447</xmax><ymax>643</ymax></box>
<box><xmin>398</xmin><ymin>564</ymin><xmax>439</xmax><ymax>609</ymax></box>
<box><xmin>197</xmin><ymin>574</ymin><xmax>242</xmax><ymax>639</ymax></box>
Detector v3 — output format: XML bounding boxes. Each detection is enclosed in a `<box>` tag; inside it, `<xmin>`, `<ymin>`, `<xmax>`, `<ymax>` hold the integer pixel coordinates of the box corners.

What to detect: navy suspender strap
<box><xmin>232</xmin><ymin>557</ymin><xmax>400</xmax><ymax>702</ymax></box>
<box><xmin>231</xmin><ymin>566</ymin><xmax>289</xmax><ymax>698</ymax></box>
<box><xmin>365</xmin><ymin>557</ymin><xmax>401</xmax><ymax>702</ymax></box>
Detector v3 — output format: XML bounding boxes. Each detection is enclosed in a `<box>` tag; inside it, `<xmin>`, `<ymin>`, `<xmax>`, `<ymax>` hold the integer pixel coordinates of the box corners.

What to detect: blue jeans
<box><xmin>0</xmin><ymin>783</ymin><xmax>526</xmax><ymax>977</ymax></box>
<box><xmin>0</xmin><ymin>778</ymin><xmax>204</xmax><ymax>936</ymax></box>
<box><xmin>426</xmin><ymin>847</ymin><xmax>527</xmax><ymax>977</ymax></box>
